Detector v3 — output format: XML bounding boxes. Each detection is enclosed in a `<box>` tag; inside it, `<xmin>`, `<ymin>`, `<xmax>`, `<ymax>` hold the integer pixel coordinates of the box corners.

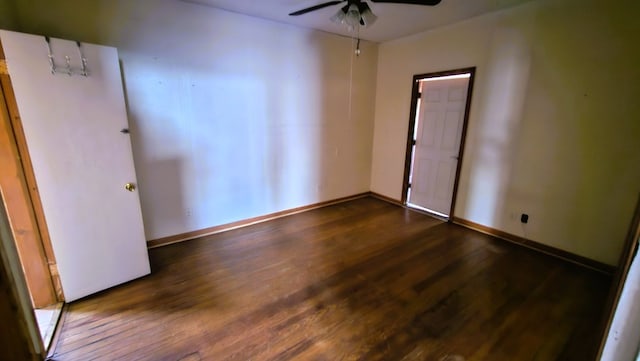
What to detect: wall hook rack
<box><xmin>44</xmin><ymin>36</ymin><xmax>89</xmax><ymax>77</ymax></box>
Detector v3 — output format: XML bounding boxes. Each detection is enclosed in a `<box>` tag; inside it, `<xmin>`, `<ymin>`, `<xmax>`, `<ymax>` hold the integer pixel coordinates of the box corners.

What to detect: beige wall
<box><xmin>3</xmin><ymin>0</ymin><xmax>378</xmax><ymax>240</ymax></box>
<box><xmin>371</xmin><ymin>0</ymin><xmax>640</xmax><ymax>265</ymax></box>
<box><xmin>0</xmin><ymin>0</ymin><xmax>17</xmax><ymax>30</ymax></box>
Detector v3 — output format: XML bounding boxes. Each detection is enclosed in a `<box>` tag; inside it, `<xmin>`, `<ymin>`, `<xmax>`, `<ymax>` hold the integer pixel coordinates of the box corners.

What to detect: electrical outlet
<box><xmin>520</xmin><ymin>214</ymin><xmax>529</xmax><ymax>224</ymax></box>
<box><xmin>186</xmin><ymin>208</ymin><xmax>192</xmax><ymax>217</ymax></box>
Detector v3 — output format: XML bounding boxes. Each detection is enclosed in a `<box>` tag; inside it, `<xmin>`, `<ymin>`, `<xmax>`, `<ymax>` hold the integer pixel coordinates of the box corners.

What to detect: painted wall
<box><xmin>370</xmin><ymin>0</ymin><xmax>640</xmax><ymax>265</ymax></box>
<box><xmin>0</xmin><ymin>0</ymin><xmax>17</xmax><ymax>30</ymax></box>
<box><xmin>3</xmin><ymin>0</ymin><xmax>378</xmax><ymax>240</ymax></box>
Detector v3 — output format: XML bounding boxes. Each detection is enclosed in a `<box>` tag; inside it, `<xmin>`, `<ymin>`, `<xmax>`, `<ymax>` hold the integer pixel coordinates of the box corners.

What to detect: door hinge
<box><xmin>417</xmin><ymin>92</ymin><xmax>422</xmax><ymax>99</ymax></box>
<box><xmin>412</xmin><ymin>139</ymin><xmax>416</xmax><ymax>146</ymax></box>
<box><xmin>408</xmin><ymin>183</ymin><xmax>412</xmax><ymax>188</ymax></box>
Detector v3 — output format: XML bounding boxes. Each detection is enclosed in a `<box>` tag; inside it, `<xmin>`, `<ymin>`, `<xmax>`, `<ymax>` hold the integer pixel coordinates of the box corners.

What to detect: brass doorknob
<box><xmin>125</xmin><ymin>183</ymin><xmax>136</xmax><ymax>192</ymax></box>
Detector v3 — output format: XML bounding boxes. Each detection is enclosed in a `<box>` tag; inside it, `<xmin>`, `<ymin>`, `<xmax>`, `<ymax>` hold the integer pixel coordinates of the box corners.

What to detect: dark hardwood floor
<box><xmin>48</xmin><ymin>197</ymin><xmax>611</xmax><ymax>361</ymax></box>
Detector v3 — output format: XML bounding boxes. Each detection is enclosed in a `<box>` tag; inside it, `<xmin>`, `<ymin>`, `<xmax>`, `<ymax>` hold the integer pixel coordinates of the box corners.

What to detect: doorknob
<box><xmin>124</xmin><ymin>183</ymin><xmax>136</xmax><ymax>192</ymax></box>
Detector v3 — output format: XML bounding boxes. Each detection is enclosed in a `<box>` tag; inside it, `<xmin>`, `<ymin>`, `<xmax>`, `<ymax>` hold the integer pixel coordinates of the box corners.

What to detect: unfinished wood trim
<box><xmin>0</xmin><ymin>45</ymin><xmax>6</xmax><ymax>74</ymax></box>
<box><xmin>0</xmin><ymin>75</ymin><xmax>58</xmax><ymax>307</ymax></box>
<box><xmin>452</xmin><ymin>216</ymin><xmax>616</xmax><ymax>275</ymax></box>
<box><xmin>148</xmin><ymin>193</ymin><xmax>371</xmax><ymax>248</ymax></box>
<box><xmin>596</xmin><ymin>194</ymin><xmax>640</xmax><ymax>359</ymax></box>
<box><xmin>47</xmin><ymin>263</ymin><xmax>64</xmax><ymax>302</ymax></box>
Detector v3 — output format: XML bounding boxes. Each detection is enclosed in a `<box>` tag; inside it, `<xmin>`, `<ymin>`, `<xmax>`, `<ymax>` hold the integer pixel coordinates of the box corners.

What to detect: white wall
<box><xmin>371</xmin><ymin>0</ymin><xmax>640</xmax><ymax>265</ymax></box>
<box><xmin>6</xmin><ymin>0</ymin><xmax>378</xmax><ymax>240</ymax></box>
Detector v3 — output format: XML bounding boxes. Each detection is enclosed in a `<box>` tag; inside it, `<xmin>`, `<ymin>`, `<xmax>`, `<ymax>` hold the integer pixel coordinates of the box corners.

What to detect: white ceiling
<box><xmin>182</xmin><ymin>0</ymin><xmax>536</xmax><ymax>42</ymax></box>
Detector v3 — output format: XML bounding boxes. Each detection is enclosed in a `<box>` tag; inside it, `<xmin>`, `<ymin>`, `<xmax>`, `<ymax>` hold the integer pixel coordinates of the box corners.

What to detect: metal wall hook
<box><xmin>65</xmin><ymin>55</ymin><xmax>72</xmax><ymax>76</ymax></box>
<box><xmin>44</xmin><ymin>36</ymin><xmax>89</xmax><ymax>77</ymax></box>
<box><xmin>45</xmin><ymin>36</ymin><xmax>56</xmax><ymax>74</ymax></box>
<box><xmin>77</xmin><ymin>41</ymin><xmax>88</xmax><ymax>76</ymax></box>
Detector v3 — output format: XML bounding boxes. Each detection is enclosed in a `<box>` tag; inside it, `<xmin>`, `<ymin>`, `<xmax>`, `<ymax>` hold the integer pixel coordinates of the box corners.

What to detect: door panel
<box><xmin>409</xmin><ymin>76</ymin><xmax>469</xmax><ymax>215</ymax></box>
<box><xmin>422</xmin><ymin>110</ymin><xmax>438</xmax><ymax>146</ymax></box>
<box><xmin>442</xmin><ymin>111</ymin><xmax>462</xmax><ymax>150</ymax></box>
<box><xmin>434</xmin><ymin>160</ymin><xmax>455</xmax><ymax>200</ymax></box>
<box><xmin>0</xmin><ymin>30</ymin><xmax>150</xmax><ymax>302</ymax></box>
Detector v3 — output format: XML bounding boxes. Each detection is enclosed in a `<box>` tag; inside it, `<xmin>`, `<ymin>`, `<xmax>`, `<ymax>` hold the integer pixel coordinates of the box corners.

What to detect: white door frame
<box><xmin>402</xmin><ymin>67</ymin><xmax>476</xmax><ymax>219</ymax></box>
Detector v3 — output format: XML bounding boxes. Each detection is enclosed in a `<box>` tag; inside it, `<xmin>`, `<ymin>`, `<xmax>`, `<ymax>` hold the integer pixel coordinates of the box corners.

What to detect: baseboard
<box><xmin>369</xmin><ymin>192</ymin><xmax>451</xmax><ymax>221</ymax></box>
<box><xmin>369</xmin><ymin>192</ymin><xmax>404</xmax><ymax>207</ymax></box>
<box><xmin>148</xmin><ymin>194</ymin><xmax>614</xmax><ymax>274</ymax></box>
<box><xmin>452</xmin><ymin>217</ymin><xmax>616</xmax><ymax>275</ymax></box>
<box><xmin>147</xmin><ymin>193</ymin><xmax>370</xmax><ymax>249</ymax></box>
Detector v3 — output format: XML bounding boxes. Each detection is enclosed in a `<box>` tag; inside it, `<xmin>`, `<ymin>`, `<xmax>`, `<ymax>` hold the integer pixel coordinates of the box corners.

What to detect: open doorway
<box><xmin>402</xmin><ymin>68</ymin><xmax>475</xmax><ymax>219</ymax></box>
<box><xmin>1</xmin><ymin>44</ymin><xmax>63</xmax><ymax>352</ymax></box>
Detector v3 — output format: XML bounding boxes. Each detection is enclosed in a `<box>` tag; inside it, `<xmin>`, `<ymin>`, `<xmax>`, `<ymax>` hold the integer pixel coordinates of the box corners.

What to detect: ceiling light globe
<box><xmin>344</xmin><ymin>4</ymin><xmax>360</xmax><ymax>27</ymax></box>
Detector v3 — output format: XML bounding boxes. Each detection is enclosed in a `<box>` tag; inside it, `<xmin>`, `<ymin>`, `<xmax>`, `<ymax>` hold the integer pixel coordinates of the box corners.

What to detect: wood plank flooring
<box><xmin>47</xmin><ymin>197</ymin><xmax>611</xmax><ymax>361</ymax></box>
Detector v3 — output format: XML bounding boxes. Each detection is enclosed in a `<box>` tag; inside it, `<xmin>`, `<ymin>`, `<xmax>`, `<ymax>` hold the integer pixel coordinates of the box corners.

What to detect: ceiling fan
<box><xmin>289</xmin><ymin>0</ymin><xmax>442</xmax><ymax>29</ymax></box>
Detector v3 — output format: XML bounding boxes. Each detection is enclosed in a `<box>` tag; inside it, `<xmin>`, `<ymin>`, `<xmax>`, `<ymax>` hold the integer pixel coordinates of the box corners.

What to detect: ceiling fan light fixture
<box><xmin>289</xmin><ymin>0</ymin><xmax>441</xmax><ymax>31</ymax></box>
<box><xmin>359</xmin><ymin>4</ymin><xmax>377</xmax><ymax>27</ymax></box>
<box><xmin>344</xmin><ymin>4</ymin><xmax>361</xmax><ymax>30</ymax></box>
<box><xmin>330</xmin><ymin>8</ymin><xmax>346</xmax><ymax>24</ymax></box>
<box><xmin>328</xmin><ymin>1</ymin><xmax>379</xmax><ymax>31</ymax></box>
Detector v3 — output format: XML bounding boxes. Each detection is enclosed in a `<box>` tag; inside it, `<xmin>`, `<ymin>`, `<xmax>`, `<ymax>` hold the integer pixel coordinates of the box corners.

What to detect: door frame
<box><xmin>401</xmin><ymin>67</ymin><xmax>476</xmax><ymax>219</ymax></box>
<box><xmin>0</xmin><ymin>191</ymin><xmax>45</xmax><ymax>361</ymax></box>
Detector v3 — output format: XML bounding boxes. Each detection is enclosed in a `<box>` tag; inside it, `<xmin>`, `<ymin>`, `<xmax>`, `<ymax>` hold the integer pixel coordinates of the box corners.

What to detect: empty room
<box><xmin>0</xmin><ymin>0</ymin><xmax>639</xmax><ymax>360</ymax></box>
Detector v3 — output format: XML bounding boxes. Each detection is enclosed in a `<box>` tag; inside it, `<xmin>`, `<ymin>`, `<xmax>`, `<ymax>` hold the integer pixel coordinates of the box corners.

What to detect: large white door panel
<box><xmin>1</xmin><ymin>30</ymin><xmax>150</xmax><ymax>301</ymax></box>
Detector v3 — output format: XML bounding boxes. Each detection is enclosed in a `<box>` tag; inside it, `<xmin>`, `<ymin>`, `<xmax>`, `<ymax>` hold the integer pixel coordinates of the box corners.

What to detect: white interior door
<box><xmin>1</xmin><ymin>30</ymin><xmax>150</xmax><ymax>302</ymax></box>
<box><xmin>408</xmin><ymin>75</ymin><xmax>470</xmax><ymax>216</ymax></box>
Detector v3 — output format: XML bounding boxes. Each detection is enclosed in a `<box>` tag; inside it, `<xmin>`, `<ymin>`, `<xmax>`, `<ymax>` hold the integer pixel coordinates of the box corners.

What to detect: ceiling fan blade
<box><xmin>370</xmin><ymin>0</ymin><xmax>442</xmax><ymax>5</ymax></box>
<box><xmin>289</xmin><ymin>1</ymin><xmax>346</xmax><ymax>16</ymax></box>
